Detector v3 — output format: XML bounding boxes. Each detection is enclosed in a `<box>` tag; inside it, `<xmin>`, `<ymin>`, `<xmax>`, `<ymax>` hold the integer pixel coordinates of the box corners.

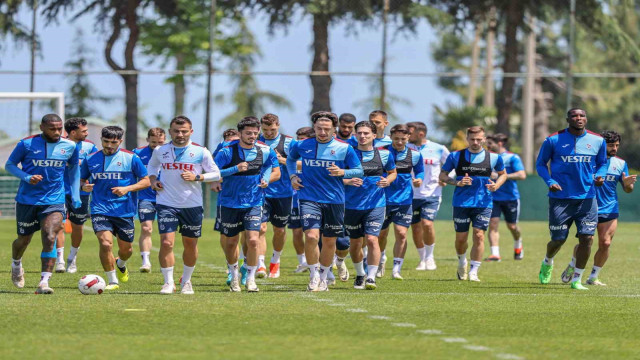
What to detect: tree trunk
<box><xmin>467</xmin><ymin>24</ymin><xmax>482</xmax><ymax>107</ymax></box>
<box><xmin>483</xmin><ymin>6</ymin><xmax>496</xmax><ymax>108</ymax></box>
<box><xmin>124</xmin><ymin>74</ymin><xmax>139</xmax><ymax>148</ymax></box>
<box><xmin>496</xmin><ymin>2</ymin><xmax>523</xmax><ymax>134</ymax></box>
<box><xmin>310</xmin><ymin>13</ymin><xmax>331</xmax><ymax>114</ymax></box>
<box><xmin>174</xmin><ymin>52</ymin><xmax>186</xmax><ymax>116</ymax></box>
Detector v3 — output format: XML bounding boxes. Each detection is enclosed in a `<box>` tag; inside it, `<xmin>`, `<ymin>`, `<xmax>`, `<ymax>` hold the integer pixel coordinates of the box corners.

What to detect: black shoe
<box><xmin>365</xmin><ymin>278</ymin><xmax>377</xmax><ymax>290</ymax></box>
<box><xmin>354</xmin><ymin>275</ymin><xmax>365</xmax><ymax>290</ymax></box>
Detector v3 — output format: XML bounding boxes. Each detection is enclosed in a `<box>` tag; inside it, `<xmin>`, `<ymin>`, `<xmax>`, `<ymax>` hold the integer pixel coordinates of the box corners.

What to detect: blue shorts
<box><xmin>91</xmin><ymin>215</ymin><xmax>135</xmax><ymax>242</ymax></box>
<box><xmin>299</xmin><ymin>200</ymin><xmax>344</xmax><ymax>238</ymax></box>
<box><xmin>16</xmin><ymin>202</ymin><xmax>66</xmax><ymax>236</ymax></box>
<box><xmin>318</xmin><ymin>234</ymin><xmax>351</xmax><ymax>251</ymax></box>
<box><xmin>548</xmin><ymin>198</ymin><xmax>598</xmax><ymax>240</ymax></box>
<box><xmin>382</xmin><ymin>204</ymin><xmax>413</xmax><ymax>229</ymax></box>
<box><xmin>137</xmin><ymin>200</ymin><xmax>157</xmax><ymax>222</ymax></box>
<box><xmin>262</xmin><ymin>197</ymin><xmax>292</xmax><ymax>228</ymax></box>
<box><xmin>288</xmin><ymin>206</ymin><xmax>301</xmax><ymax>229</ymax></box>
<box><xmin>453</xmin><ymin>207</ymin><xmax>492</xmax><ymax>232</ymax></box>
<box><xmin>412</xmin><ymin>197</ymin><xmax>441</xmax><ymax>223</ymax></box>
<box><xmin>218</xmin><ymin>206</ymin><xmax>263</xmax><ymax>237</ymax></box>
<box><xmin>65</xmin><ymin>195</ymin><xmax>90</xmax><ymax>225</ymax></box>
<box><xmin>345</xmin><ymin>207</ymin><xmax>385</xmax><ymax>239</ymax></box>
<box><xmin>598</xmin><ymin>213</ymin><xmax>619</xmax><ymax>224</ymax></box>
<box><xmin>157</xmin><ymin>204</ymin><xmax>204</xmax><ymax>238</ymax></box>
<box><xmin>491</xmin><ymin>199</ymin><xmax>520</xmax><ymax>224</ymax></box>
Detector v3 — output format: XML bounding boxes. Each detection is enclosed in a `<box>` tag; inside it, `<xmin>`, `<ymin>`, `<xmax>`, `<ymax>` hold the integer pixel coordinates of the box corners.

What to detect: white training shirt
<box><xmin>147</xmin><ymin>141</ymin><xmax>220</xmax><ymax>208</ymax></box>
<box><xmin>413</xmin><ymin>140</ymin><xmax>450</xmax><ymax>198</ymax></box>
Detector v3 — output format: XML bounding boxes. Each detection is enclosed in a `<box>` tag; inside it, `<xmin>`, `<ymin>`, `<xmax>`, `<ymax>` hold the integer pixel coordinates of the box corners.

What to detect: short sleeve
<box><xmin>132</xmin><ymin>155</ymin><xmax>148</xmax><ymax>178</ymax></box>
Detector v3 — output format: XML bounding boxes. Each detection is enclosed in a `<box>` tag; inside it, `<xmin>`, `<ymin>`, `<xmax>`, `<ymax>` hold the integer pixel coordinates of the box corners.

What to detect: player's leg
<box><xmin>139</xmin><ymin>220</ymin><xmax>154</xmax><ymax>272</ymax></box>
<box><xmin>346</xmin><ymin>209</ymin><xmax>365</xmax><ymax>288</ymax></box>
<box><xmin>541</xmin><ymin>198</ymin><xmax>571</xmax><ymax>284</ymax></box>
<box><xmin>391</xmin><ymin>224</ymin><xmax>409</xmax><ymax>280</ymax></box>
<box><xmin>421</xmin><ymin>219</ymin><xmax>437</xmax><ymax>270</ymax></box>
<box><xmin>241</xmin><ymin>206</ymin><xmax>263</xmax><ymax>291</ymax></box>
<box><xmin>112</xmin><ymin>217</ymin><xmax>135</xmax><ymax>286</ymax></box>
<box><xmin>37</xmin><ymin>209</ymin><xmax>64</xmax><ymax>294</ymax></box>
<box><xmin>504</xmin><ymin>200</ymin><xmax>523</xmax><ymax>260</ymax></box>
<box><xmin>268</xmin><ymin>197</ymin><xmax>291</xmax><ymax>278</ymax></box>
<box><xmin>299</xmin><ymin>200</ymin><xmax>322</xmax><ymax>291</ymax></box>
<box><xmin>365</xmin><ymin>234</ymin><xmax>381</xmax><ymax>289</ymax></box>
<box><xmin>175</xmin><ymin>207</ymin><xmax>204</xmax><ymax>294</ymax></box>
<box><xmin>96</xmin><ymin>230</ymin><xmax>118</xmax><ymax>289</ymax></box>
<box><xmin>289</xmin><ymin>206</ymin><xmax>307</xmax><ymax>272</ymax></box>
<box><xmin>223</xmin><ymin>233</ymin><xmax>242</xmax><ymax>292</ymax></box>
<box><xmin>411</xmin><ymin>199</ymin><xmax>426</xmax><ymax>270</ymax></box>
<box><xmin>257</xmin><ymin>221</ymin><xmax>268</xmax><ymax>278</ymax></box>
<box><xmin>349</xmin><ymin>236</ymin><xmax>365</xmax><ymax>289</ymax></box>
<box><xmin>156</xmin><ymin>205</ymin><xmax>180</xmax><ymax>293</ymax></box>
<box><xmin>11</xmin><ymin>203</ymin><xmax>41</xmax><ymax>289</ymax></box>
<box><xmin>453</xmin><ymin>207</ymin><xmax>472</xmax><ymax>281</ymax></box>
<box><xmin>55</xmin><ymin>227</ymin><xmax>66</xmax><ymax>273</ymax></box>
<box><xmin>66</xmin><ymin>222</ymin><xmax>84</xmax><ymax>273</ymax></box>
<box><xmin>568</xmin><ymin>198</ymin><xmax>597</xmax><ymax>290</ymax></box>
<box><xmin>487</xmin><ymin>207</ymin><xmax>501</xmax><ymax>261</ymax></box>
<box><xmin>587</xmin><ymin>218</ymin><xmax>617</xmax><ymax>285</ymax></box>
<box><xmin>377</xmin><ymin>206</ymin><xmax>393</xmax><ymax>278</ymax></box>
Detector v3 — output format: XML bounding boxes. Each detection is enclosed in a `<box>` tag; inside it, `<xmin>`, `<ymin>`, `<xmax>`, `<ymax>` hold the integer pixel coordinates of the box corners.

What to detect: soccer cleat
<box><xmin>240</xmin><ymin>266</ymin><xmax>248</xmax><ymax>286</ymax></box>
<box><xmin>35</xmin><ymin>283</ymin><xmax>54</xmax><ymax>294</ymax></box>
<box><xmin>317</xmin><ymin>280</ymin><xmax>329</xmax><ymax>292</ymax></box>
<box><xmin>586</xmin><ymin>278</ymin><xmax>606</xmax><ymax>286</ymax></box>
<box><xmin>571</xmin><ymin>281</ymin><xmax>588</xmax><ymax>290</ymax></box>
<box><xmin>139</xmin><ymin>264</ymin><xmax>151</xmax><ymax>273</ymax></box>
<box><xmin>55</xmin><ymin>262</ymin><xmax>66</xmax><ymax>273</ymax></box>
<box><xmin>415</xmin><ymin>260</ymin><xmax>427</xmax><ymax>271</ymax></box>
<box><xmin>229</xmin><ymin>277</ymin><xmax>242</xmax><ymax>292</ymax></box>
<box><xmin>365</xmin><ymin>278</ymin><xmax>377</xmax><ymax>290</ymax></box>
<box><xmin>514</xmin><ymin>247</ymin><xmax>524</xmax><ymax>260</ymax></box>
<box><xmin>268</xmin><ymin>263</ymin><xmax>280</xmax><ymax>279</ymax></box>
<box><xmin>392</xmin><ymin>272</ymin><xmax>403</xmax><ymax>280</ymax></box>
<box><xmin>246</xmin><ymin>278</ymin><xmax>259</xmax><ymax>292</ymax></box>
<box><xmin>425</xmin><ymin>257</ymin><xmax>437</xmax><ymax>271</ymax></box>
<box><xmin>226</xmin><ymin>272</ymin><xmax>233</xmax><ymax>286</ymax></box>
<box><xmin>256</xmin><ymin>266</ymin><xmax>267</xmax><ymax>279</ymax></box>
<box><xmin>307</xmin><ymin>275</ymin><xmax>320</xmax><ymax>292</ymax></box>
<box><xmin>457</xmin><ymin>261</ymin><xmax>468</xmax><ymax>281</ymax></box>
<box><xmin>160</xmin><ymin>283</ymin><xmax>176</xmax><ymax>294</ymax></box>
<box><xmin>539</xmin><ymin>261</ymin><xmax>553</xmax><ymax>284</ymax></box>
<box><xmin>561</xmin><ymin>265</ymin><xmax>575</xmax><ymax>284</ymax></box>
<box><xmin>66</xmin><ymin>259</ymin><xmax>77</xmax><ymax>274</ymax></box>
<box><xmin>353</xmin><ymin>275</ymin><xmax>365</xmax><ymax>290</ymax></box>
<box><xmin>294</xmin><ymin>264</ymin><xmax>309</xmax><ymax>273</ymax></box>
<box><xmin>116</xmin><ymin>263</ymin><xmax>129</xmax><ymax>283</ymax></box>
<box><xmin>485</xmin><ymin>255</ymin><xmax>501</xmax><ymax>262</ymax></box>
<box><xmin>11</xmin><ymin>266</ymin><xmax>25</xmax><ymax>288</ymax></box>
<box><xmin>337</xmin><ymin>262</ymin><xmax>349</xmax><ymax>282</ymax></box>
<box><xmin>105</xmin><ymin>283</ymin><xmax>120</xmax><ymax>291</ymax></box>
<box><xmin>469</xmin><ymin>272</ymin><xmax>481</xmax><ymax>282</ymax></box>
<box><xmin>180</xmin><ymin>281</ymin><xmax>194</xmax><ymax>295</ymax></box>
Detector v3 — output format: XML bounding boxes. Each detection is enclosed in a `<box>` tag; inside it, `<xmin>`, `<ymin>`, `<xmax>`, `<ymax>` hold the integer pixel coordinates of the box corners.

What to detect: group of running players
<box><xmin>5</xmin><ymin>107</ymin><xmax>635</xmax><ymax>294</ymax></box>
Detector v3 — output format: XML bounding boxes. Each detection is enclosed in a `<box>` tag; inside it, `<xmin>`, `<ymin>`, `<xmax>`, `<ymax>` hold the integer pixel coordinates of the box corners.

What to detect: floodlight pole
<box><xmin>380</xmin><ymin>0</ymin><xmax>389</xmax><ymax>111</ymax></box>
<box><xmin>566</xmin><ymin>0</ymin><xmax>576</xmax><ymax>110</ymax></box>
<box><xmin>28</xmin><ymin>1</ymin><xmax>38</xmax><ymax>134</ymax></box>
<box><xmin>203</xmin><ymin>0</ymin><xmax>217</xmax><ymax>218</ymax></box>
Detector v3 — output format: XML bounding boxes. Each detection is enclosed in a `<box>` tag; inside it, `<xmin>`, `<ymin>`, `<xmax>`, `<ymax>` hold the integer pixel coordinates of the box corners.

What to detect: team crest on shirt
<box><xmin>331</xmin><ymin>150</ymin><xmax>336</xmax><ymax>155</ymax></box>
<box><xmin>117</xmin><ymin>161</ymin><xmax>122</xmax><ymax>166</ymax></box>
<box><xmin>60</xmin><ymin>149</ymin><xmax>66</xmax><ymax>154</ymax></box>
<box><xmin>586</xmin><ymin>144</ymin><xmax>592</xmax><ymax>149</ymax></box>
<box><xmin>190</xmin><ymin>152</ymin><xmax>194</xmax><ymax>157</ymax></box>
<box><xmin>80</xmin><ymin>149</ymin><xmax>85</xmax><ymax>154</ymax></box>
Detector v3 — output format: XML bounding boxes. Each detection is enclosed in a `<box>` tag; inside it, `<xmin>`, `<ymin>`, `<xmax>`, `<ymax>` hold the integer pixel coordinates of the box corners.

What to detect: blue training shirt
<box><xmin>493</xmin><ymin>151</ymin><xmax>524</xmax><ymax>202</ymax></box>
<box><xmin>133</xmin><ymin>145</ymin><xmax>157</xmax><ymax>202</ymax></box>
<box><xmin>596</xmin><ymin>156</ymin><xmax>628</xmax><ymax>215</ymax></box>
<box><xmin>81</xmin><ymin>149</ymin><xmax>148</xmax><ymax>218</ymax></box>
<box><xmin>286</xmin><ymin>137</ymin><xmax>363</xmax><ymax>205</ymax></box>
<box><xmin>64</xmin><ymin>140</ymin><xmax>98</xmax><ymax>197</ymax></box>
<box><xmin>215</xmin><ymin>141</ymin><xmax>278</xmax><ymax>208</ymax></box>
<box><xmin>442</xmin><ymin>149</ymin><xmax>504</xmax><ymax>208</ymax></box>
<box><xmin>536</xmin><ymin>128</ymin><xmax>607</xmax><ymax>199</ymax></box>
<box><xmin>345</xmin><ymin>147</ymin><xmax>396</xmax><ymax>210</ymax></box>
<box><xmin>213</xmin><ymin>140</ymin><xmax>238</xmax><ymax>158</ymax></box>
<box><xmin>7</xmin><ymin>134</ymin><xmax>80</xmax><ymax>205</ymax></box>
<box><xmin>384</xmin><ymin>145</ymin><xmax>424</xmax><ymax>205</ymax></box>
<box><xmin>259</xmin><ymin>133</ymin><xmax>294</xmax><ymax>198</ymax></box>
<box><xmin>348</xmin><ymin>135</ymin><xmax>392</xmax><ymax>148</ymax></box>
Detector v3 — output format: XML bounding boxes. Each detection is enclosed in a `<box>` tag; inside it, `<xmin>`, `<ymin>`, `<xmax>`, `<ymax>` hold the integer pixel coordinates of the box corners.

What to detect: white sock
<box><xmin>271</xmin><ymin>250</ymin><xmax>282</xmax><ymax>264</ymax></box>
<box><xmin>228</xmin><ymin>262</ymin><xmax>239</xmax><ymax>278</ymax></box>
<box><xmin>56</xmin><ymin>247</ymin><xmax>64</xmax><ymax>263</ymax></box>
<box><xmin>161</xmin><ymin>266</ymin><xmax>174</xmax><ymax>284</ymax></box>
<box><xmin>417</xmin><ymin>247</ymin><xmax>426</xmax><ymax>261</ymax></box>
<box><xmin>380</xmin><ymin>250</ymin><xmax>386</xmax><ymax>262</ymax></box>
<box><xmin>116</xmin><ymin>258</ymin><xmax>127</xmax><ymax>269</ymax></box>
<box><xmin>354</xmin><ymin>261</ymin><xmax>366</xmax><ymax>276</ymax></box>
<box><xmin>68</xmin><ymin>246</ymin><xmax>80</xmax><ymax>262</ymax></box>
<box><xmin>363</xmin><ymin>246</ymin><xmax>369</xmax><ymax>260</ymax></box>
<box><xmin>247</xmin><ymin>265</ymin><xmax>257</xmax><ymax>281</ymax></box>
<box><xmin>336</xmin><ymin>256</ymin><xmax>346</xmax><ymax>267</ymax></box>
<box><xmin>309</xmin><ymin>263</ymin><xmax>318</xmax><ymax>279</ymax></box>
<box><xmin>319</xmin><ymin>265</ymin><xmax>331</xmax><ymax>281</ymax></box>
<box><xmin>182</xmin><ymin>265</ymin><xmax>195</xmax><ymax>284</ymax></box>
<box><xmin>40</xmin><ymin>271</ymin><xmax>52</xmax><ymax>285</ymax></box>
<box><xmin>140</xmin><ymin>251</ymin><xmax>150</xmax><ymax>266</ymax></box>
<box><xmin>469</xmin><ymin>261</ymin><xmax>481</xmax><ymax>275</ymax></box>
<box><xmin>392</xmin><ymin>258</ymin><xmax>404</xmax><ymax>274</ymax></box>
<box><xmin>367</xmin><ymin>265</ymin><xmax>379</xmax><ymax>280</ymax></box>
<box><xmin>490</xmin><ymin>246</ymin><xmax>500</xmax><ymax>257</ymax></box>
<box><xmin>568</xmin><ymin>257</ymin><xmax>576</xmax><ymax>268</ymax></box>
<box><xmin>544</xmin><ymin>256</ymin><xmax>554</xmax><ymax>266</ymax></box>
<box><xmin>514</xmin><ymin>238</ymin><xmax>522</xmax><ymax>249</ymax></box>
<box><xmin>106</xmin><ymin>270</ymin><xmax>117</xmax><ymax>284</ymax></box>
<box><xmin>425</xmin><ymin>244</ymin><xmax>435</xmax><ymax>259</ymax></box>
<box><xmin>11</xmin><ymin>258</ymin><xmax>22</xmax><ymax>269</ymax></box>
<box><xmin>457</xmin><ymin>253</ymin><xmax>467</xmax><ymax>266</ymax></box>
<box><xmin>258</xmin><ymin>255</ymin><xmax>266</xmax><ymax>268</ymax></box>
<box><xmin>589</xmin><ymin>266</ymin><xmax>602</xmax><ymax>280</ymax></box>
<box><xmin>297</xmin><ymin>254</ymin><xmax>307</xmax><ymax>266</ymax></box>
<box><xmin>572</xmin><ymin>267</ymin><xmax>584</xmax><ymax>282</ymax></box>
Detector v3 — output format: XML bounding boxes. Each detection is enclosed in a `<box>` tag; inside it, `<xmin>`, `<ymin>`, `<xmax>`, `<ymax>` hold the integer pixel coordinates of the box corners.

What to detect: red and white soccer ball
<box><xmin>78</xmin><ymin>274</ymin><xmax>106</xmax><ymax>295</ymax></box>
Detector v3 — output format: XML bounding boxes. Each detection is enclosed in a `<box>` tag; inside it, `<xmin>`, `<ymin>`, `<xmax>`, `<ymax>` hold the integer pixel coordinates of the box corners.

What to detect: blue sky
<box><xmin>0</xmin><ymin>7</ymin><xmax>458</xmax><ymax>146</ymax></box>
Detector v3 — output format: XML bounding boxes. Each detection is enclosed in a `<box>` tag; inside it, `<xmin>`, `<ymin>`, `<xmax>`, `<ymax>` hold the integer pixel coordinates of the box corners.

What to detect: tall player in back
<box><xmin>6</xmin><ymin>114</ymin><xmax>81</xmax><ymax>294</ymax></box>
<box><xmin>536</xmin><ymin>108</ymin><xmax>607</xmax><ymax>290</ymax></box>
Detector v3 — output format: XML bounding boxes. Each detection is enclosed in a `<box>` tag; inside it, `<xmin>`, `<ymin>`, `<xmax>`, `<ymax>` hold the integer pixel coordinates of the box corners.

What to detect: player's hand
<box><xmin>485</xmin><ymin>179</ymin><xmax>499</xmax><ymax>192</ymax></box>
<box><xmin>291</xmin><ymin>175</ymin><xmax>304</xmax><ymax>190</ymax></box>
<box><xmin>236</xmin><ymin>162</ymin><xmax>249</xmax><ymax>172</ymax></box>
<box><xmin>594</xmin><ymin>176</ymin><xmax>605</xmax><ymax>187</ymax></box>
<box><xmin>81</xmin><ymin>183</ymin><xmax>94</xmax><ymax>192</ymax></box>
<box><xmin>275</xmin><ymin>150</ymin><xmax>287</xmax><ymax>165</ymax></box>
<box><xmin>549</xmin><ymin>183</ymin><xmax>562</xmax><ymax>192</ymax></box>
<box><xmin>457</xmin><ymin>173</ymin><xmax>472</xmax><ymax>187</ymax></box>
<box><xmin>622</xmin><ymin>172</ymin><xmax>637</xmax><ymax>187</ymax></box>
<box><xmin>346</xmin><ymin>178</ymin><xmax>363</xmax><ymax>187</ymax></box>
<box><xmin>181</xmin><ymin>170</ymin><xmax>197</xmax><ymax>181</ymax></box>
<box><xmin>29</xmin><ymin>174</ymin><xmax>43</xmax><ymax>185</ymax></box>
<box><xmin>328</xmin><ymin>164</ymin><xmax>344</xmax><ymax>177</ymax></box>
<box><xmin>111</xmin><ymin>186</ymin><xmax>129</xmax><ymax>197</ymax></box>
<box><xmin>211</xmin><ymin>181</ymin><xmax>222</xmax><ymax>192</ymax></box>
<box><xmin>258</xmin><ymin>179</ymin><xmax>269</xmax><ymax>188</ymax></box>
<box><xmin>151</xmin><ymin>179</ymin><xmax>164</xmax><ymax>191</ymax></box>
<box><xmin>412</xmin><ymin>178</ymin><xmax>422</xmax><ymax>187</ymax></box>
<box><xmin>377</xmin><ymin>177</ymin><xmax>390</xmax><ymax>188</ymax></box>
<box><xmin>438</xmin><ymin>180</ymin><xmax>447</xmax><ymax>187</ymax></box>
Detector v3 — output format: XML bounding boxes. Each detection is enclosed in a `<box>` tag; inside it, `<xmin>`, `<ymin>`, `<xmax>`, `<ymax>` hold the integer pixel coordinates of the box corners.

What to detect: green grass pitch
<box><xmin>1</xmin><ymin>219</ymin><xmax>639</xmax><ymax>359</ymax></box>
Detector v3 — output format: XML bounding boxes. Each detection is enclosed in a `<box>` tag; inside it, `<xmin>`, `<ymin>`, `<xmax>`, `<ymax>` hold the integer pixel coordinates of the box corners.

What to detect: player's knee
<box><xmin>99</xmin><ymin>240</ymin><xmax>113</xmax><ymax>252</ymax></box>
<box><xmin>600</xmin><ymin>238</ymin><xmax>612</xmax><ymax>249</ymax></box>
<box><xmin>260</xmin><ymin>222</ymin><xmax>268</xmax><ymax>233</ymax></box>
<box><xmin>247</xmin><ymin>237</ymin><xmax>259</xmax><ymax>249</ymax></box>
<box><xmin>141</xmin><ymin>223</ymin><xmax>153</xmax><ymax>234</ymax></box>
<box><xmin>507</xmin><ymin>223</ymin><xmax>518</xmax><ymax>231</ymax></box>
<box><xmin>160</xmin><ymin>238</ymin><xmax>174</xmax><ymax>250</ymax></box>
<box><xmin>273</xmin><ymin>226</ymin><xmax>286</xmax><ymax>237</ymax></box>
<box><xmin>422</xmin><ymin>220</ymin><xmax>434</xmax><ymax>230</ymax></box>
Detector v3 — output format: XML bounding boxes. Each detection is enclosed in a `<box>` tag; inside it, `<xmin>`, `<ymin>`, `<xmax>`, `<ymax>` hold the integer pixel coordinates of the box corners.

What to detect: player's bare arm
<box><xmin>622</xmin><ymin>172</ymin><xmax>637</xmax><ymax>193</ymax></box>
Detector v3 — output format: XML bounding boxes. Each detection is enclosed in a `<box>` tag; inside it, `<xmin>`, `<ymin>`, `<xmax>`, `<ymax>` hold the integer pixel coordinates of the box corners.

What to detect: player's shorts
<box><xmin>15</xmin><ymin>202</ymin><xmax>66</xmax><ymax>236</ymax></box>
<box><xmin>261</xmin><ymin>196</ymin><xmax>292</xmax><ymax>228</ymax></box>
<box><xmin>91</xmin><ymin>214</ymin><xmax>135</xmax><ymax>242</ymax></box>
<box><xmin>65</xmin><ymin>195</ymin><xmax>90</xmax><ymax>225</ymax></box>
<box><xmin>548</xmin><ymin>197</ymin><xmax>598</xmax><ymax>240</ymax></box>
<box><xmin>299</xmin><ymin>200</ymin><xmax>344</xmax><ymax>238</ymax></box>
<box><xmin>218</xmin><ymin>206</ymin><xmax>263</xmax><ymax>237</ymax></box>
<box><xmin>318</xmin><ymin>233</ymin><xmax>351</xmax><ymax>251</ymax></box>
<box><xmin>288</xmin><ymin>206</ymin><xmax>301</xmax><ymax>229</ymax></box>
<box><xmin>345</xmin><ymin>207</ymin><xmax>385</xmax><ymax>239</ymax></box>
<box><xmin>411</xmin><ymin>197</ymin><xmax>442</xmax><ymax>223</ymax></box>
<box><xmin>453</xmin><ymin>207</ymin><xmax>492</xmax><ymax>232</ymax></box>
<box><xmin>598</xmin><ymin>213</ymin><xmax>619</xmax><ymax>224</ymax></box>
<box><xmin>382</xmin><ymin>204</ymin><xmax>413</xmax><ymax>229</ymax></box>
<box><xmin>157</xmin><ymin>204</ymin><xmax>204</xmax><ymax>238</ymax></box>
<box><xmin>491</xmin><ymin>199</ymin><xmax>520</xmax><ymax>224</ymax></box>
<box><xmin>137</xmin><ymin>199</ymin><xmax>157</xmax><ymax>222</ymax></box>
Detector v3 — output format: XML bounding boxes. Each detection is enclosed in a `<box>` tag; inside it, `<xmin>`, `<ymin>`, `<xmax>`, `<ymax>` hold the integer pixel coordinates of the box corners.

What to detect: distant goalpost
<box><xmin>0</xmin><ymin>92</ymin><xmax>65</xmax><ymax>131</ymax></box>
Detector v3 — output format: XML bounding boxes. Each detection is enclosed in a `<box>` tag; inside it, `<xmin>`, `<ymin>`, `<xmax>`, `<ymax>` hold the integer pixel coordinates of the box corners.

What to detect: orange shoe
<box><xmin>268</xmin><ymin>263</ymin><xmax>280</xmax><ymax>278</ymax></box>
<box><xmin>485</xmin><ymin>255</ymin><xmax>501</xmax><ymax>262</ymax></box>
<box><xmin>514</xmin><ymin>247</ymin><xmax>524</xmax><ymax>260</ymax></box>
<box><xmin>256</xmin><ymin>266</ymin><xmax>267</xmax><ymax>278</ymax></box>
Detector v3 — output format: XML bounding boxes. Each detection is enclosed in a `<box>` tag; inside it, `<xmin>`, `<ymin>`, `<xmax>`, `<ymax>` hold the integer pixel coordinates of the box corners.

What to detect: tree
<box><xmin>0</xmin><ymin>0</ymin><xmax>33</xmax><ymax>55</ymax></box>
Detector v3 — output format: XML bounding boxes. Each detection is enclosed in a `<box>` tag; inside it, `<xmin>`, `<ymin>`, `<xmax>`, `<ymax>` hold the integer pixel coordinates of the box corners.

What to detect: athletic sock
<box><xmin>182</xmin><ymin>265</ymin><xmax>195</xmax><ymax>284</ymax></box>
<box><xmin>308</xmin><ymin>263</ymin><xmax>319</xmax><ymax>279</ymax></box>
<box><xmin>568</xmin><ymin>257</ymin><xmax>576</xmax><ymax>268</ymax></box>
<box><xmin>514</xmin><ymin>238</ymin><xmax>522</xmax><ymax>249</ymax></box>
<box><xmin>140</xmin><ymin>251</ymin><xmax>150</xmax><ymax>266</ymax></box>
<box><xmin>469</xmin><ymin>261</ymin><xmax>482</xmax><ymax>275</ymax></box>
<box><xmin>56</xmin><ymin>247</ymin><xmax>64</xmax><ymax>263</ymax></box>
<box><xmin>319</xmin><ymin>265</ymin><xmax>331</xmax><ymax>281</ymax></box>
<box><xmin>417</xmin><ymin>247</ymin><xmax>426</xmax><ymax>261</ymax></box>
<box><xmin>247</xmin><ymin>265</ymin><xmax>257</xmax><ymax>281</ymax></box>
<box><xmin>457</xmin><ymin>253</ymin><xmax>467</xmax><ymax>266</ymax></box>
<box><xmin>336</xmin><ymin>256</ymin><xmax>346</xmax><ymax>267</ymax></box>
<box><xmin>39</xmin><ymin>272</ymin><xmax>52</xmax><ymax>285</ymax></box>
<box><xmin>490</xmin><ymin>246</ymin><xmax>500</xmax><ymax>257</ymax></box>
<box><xmin>68</xmin><ymin>246</ymin><xmax>80</xmax><ymax>263</ymax></box>
<box><xmin>271</xmin><ymin>250</ymin><xmax>282</xmax><ymax>264</ymax></box>
<box><xmin>228</xmin><ymin>262</ymin><xmax>239</xmax><ymax>278</ymax></box>
<box><xmin>296</xmin><ymin>254</ymin><xmax>306</xmax><ymax>266</ymax></box>
<box><xmin>380</xmin><ymin>250</ymin><xmax>386</xmax><ymax>263</ymax></box>
<box><xmin>392</xmin><ymin>258</ymin><xmax>404</xmax><ymax>274</ymax></box>
<box><xmin>589</xmin><ymin>266</ymin><xmax>602</xmax><ymax>280</ymax></box>
<box><xmin>354</xmin><ymin>261</ymin><xmax>366</xmax><ymax>276</ymax></box>
<box><xmin>116</xmin><ymin>258</ymin><xmax>127</xmax><ymax>270</ymax></box>
<box><xmin>258</xmin><ymin>255</ymin><xmax>266</xmax><ymax>268</ymax></box>
<box><xmin>543</xmin><ymin>256</ymin><xmax>554</xmax><ymax>266</ymax></box>
<box><xmin>161</xmin><ymin>266</ymin><xmax>174</xmax><ymax>284</ymax></box>
<box><xmin>11</xmin><ymin>258</ymin><xmax>21</xmax><ymax>269</ymax></box>
<box><xmin>425</xmin><ymin>244</ymin><xmax>434</xmax><ymax>260</ymax></box>
<box><xmin>572</xmin><ymin>268</ymin><xmax>584</xmax><ymax>283</ymax></box>
<box><xmin>106</xmin><ymin>270</ymin><xmax>117</xmax><ymax>284</ymax></box>
<box><xmin>367</xmin><ymin>265</ymin><xmax>379</xmax><ymax>280</ymax></box>
<box><xmin>363</xmin><ymin>246</ymin><xmax>369</xmax><ymax>260</ymax></box>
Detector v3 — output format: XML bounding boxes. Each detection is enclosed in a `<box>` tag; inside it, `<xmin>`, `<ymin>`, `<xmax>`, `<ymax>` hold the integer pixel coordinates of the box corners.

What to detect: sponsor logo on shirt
<box><xmin>32</xmin><ymin>159</ymin><xmax>65</xmax><ymax>167</ymax></box>
<box><xmin>303</xmin><ymin>159</ymin><xmax>336</xmax><ymax>168</ymax></box>
<box><xmin>33</xmin><ymin>150</ymin><xmax>42</xmax><ymax>154</ymax></box>
<box><xmin>561</xmin><ymin>155</ymin><xmax>592</xmax><ymax>163</ymax></box>
<box><xmin>162</xmin><ymin>163</ymin><xmax>195</xmax><ymax>171</ymax></box>
<box><xmin>91</xmin><ymin>172</ymin><xmax>123</xmax><ymax>180</ymax></box>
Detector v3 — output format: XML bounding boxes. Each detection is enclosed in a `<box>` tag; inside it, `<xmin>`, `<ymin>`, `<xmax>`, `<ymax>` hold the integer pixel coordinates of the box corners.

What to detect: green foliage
<box><xmin>0</xmin><ymin>0</ymin><xmax>33</xmax><ymax>55</ymax></box>
<box><xmin>433</xmin><ymin>104</ymin><xmax>496</xmax><ymax>140</ymax></box>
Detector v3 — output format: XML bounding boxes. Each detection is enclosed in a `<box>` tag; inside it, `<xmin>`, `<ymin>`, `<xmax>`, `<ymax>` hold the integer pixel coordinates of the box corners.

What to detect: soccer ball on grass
<box><xmin>78</xmin><ymin>274</ymin><xmax>106</xmax><ymax>295</ymax></box>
